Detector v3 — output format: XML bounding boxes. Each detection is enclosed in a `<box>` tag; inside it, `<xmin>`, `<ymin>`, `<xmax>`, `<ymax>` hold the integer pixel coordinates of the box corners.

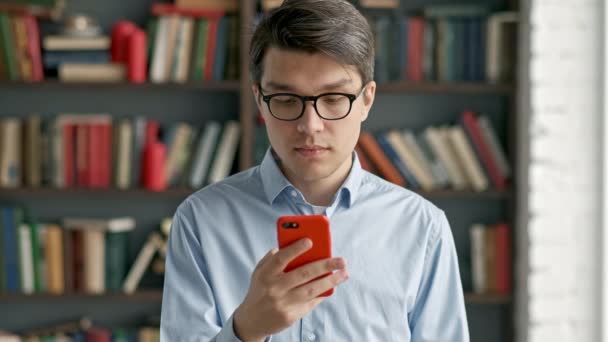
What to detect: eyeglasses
<box><xmin>259</xmin><ymin>85</ymin><xmax>367</xmax><ymax>121</ymax></box>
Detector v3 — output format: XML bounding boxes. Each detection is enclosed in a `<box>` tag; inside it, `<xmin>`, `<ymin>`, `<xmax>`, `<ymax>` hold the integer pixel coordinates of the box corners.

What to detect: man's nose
<box><xmin>297</xmin><ymin>101</ymin><xmax>324</xmax><ymax>134</ymax></box>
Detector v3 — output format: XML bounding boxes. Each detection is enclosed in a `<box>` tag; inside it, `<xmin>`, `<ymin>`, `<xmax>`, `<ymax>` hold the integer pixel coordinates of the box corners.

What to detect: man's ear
<box><xmin>361</xmin><ymin>81</ymin><xmax>376</xmax><ymax>122</ymax></box>
<box><xmin>252</xmin><ymin>84</ymin><xmax>263</xmax><ymax>110</ymax></box>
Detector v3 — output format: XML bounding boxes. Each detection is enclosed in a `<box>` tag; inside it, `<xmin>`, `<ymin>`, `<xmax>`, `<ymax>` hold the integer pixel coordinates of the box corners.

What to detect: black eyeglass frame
<box><xmin>258</xmin><ymin>84</ymin><xmax>367</xmax><ymax>121</ymax></box>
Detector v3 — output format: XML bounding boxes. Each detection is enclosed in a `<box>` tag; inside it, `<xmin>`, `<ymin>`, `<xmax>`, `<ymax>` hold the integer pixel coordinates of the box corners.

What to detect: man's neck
<box><xmin>281</xmin><ymin>157</ymin><xmax>353</xmax><ymax>207</ymax></box>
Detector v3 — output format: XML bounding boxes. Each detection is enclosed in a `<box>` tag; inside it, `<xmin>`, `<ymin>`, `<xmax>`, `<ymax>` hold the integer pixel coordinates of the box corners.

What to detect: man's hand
<box><xmin>233</xmin><ymin>238</ymin><xmax>349</xmax><ymax>342</ymax></box>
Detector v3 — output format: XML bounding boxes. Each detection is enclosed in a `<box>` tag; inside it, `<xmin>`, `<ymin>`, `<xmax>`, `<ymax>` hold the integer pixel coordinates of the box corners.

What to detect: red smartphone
<box><xmin>276</xmin><ymin>215</ymin><xmax>333</xmax><ymax>296</ymax></box>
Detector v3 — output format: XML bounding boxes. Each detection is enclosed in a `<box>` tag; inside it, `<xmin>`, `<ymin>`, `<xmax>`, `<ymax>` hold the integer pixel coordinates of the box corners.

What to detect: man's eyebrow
<box><xmin>262</xmin><ymin>79</ymin><xmax>354</xmax><ymax>93</ymax></box>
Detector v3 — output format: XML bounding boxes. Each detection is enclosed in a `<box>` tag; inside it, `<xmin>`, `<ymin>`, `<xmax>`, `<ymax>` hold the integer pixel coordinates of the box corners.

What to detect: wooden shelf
<box><xmin>0</xmin><ymin>80</ymin><xmax>241</xmax><ymax>91</ymax></box>
<box><xmin>0</xmin><ymin>187</ymin><xmax>196</xmax><ymax>198</ymax></box>
<box><xmin>0</xmin><ymin>290</ymin><xmax>163</xmax><ymax>302</ymax></box>
<box><xmin>0</xmin><ymin>187</ymin><xmax>511</xmax><ymax>199</ymax></box>
<box><xmin>464</xmin><ymin>293</ymin><xmax>512</xmax><ymax>305</ymax></box>
<box><xmin>0</xmin><ymin>291</ymin><xmax>511</xmax><ymax>305</ymax></box>
<box><xmin>377</xmin><ymin>82</ymin><xmax>514</xmax><ymax>94</ymax></box>
<box><xmin>0</xmin><ymin>80</ymin><xmax>511</xmax><ymax>94</ymax></box>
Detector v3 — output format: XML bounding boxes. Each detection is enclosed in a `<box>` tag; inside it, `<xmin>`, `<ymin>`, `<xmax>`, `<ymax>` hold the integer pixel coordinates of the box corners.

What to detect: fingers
<box><xmin>269</xmin><ymin>238</ymin><xmax>313</xmax><ymax>273</ymax></box>
<box><xmin>289</xmin><ymin>269</ymin><xmax>349</xmax><ymax>302</ymax></box>
<box><xmin>281</xmin><ymin>257</ymin><xmax>346</xmax><ymax>289</ymax></box>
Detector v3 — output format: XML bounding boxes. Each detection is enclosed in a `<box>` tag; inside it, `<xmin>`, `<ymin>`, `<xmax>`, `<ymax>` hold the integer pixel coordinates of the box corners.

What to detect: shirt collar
<box><xmin>260</xmin><ymin>148</ymin><xmax>364</xmax><ymax>208</ymax></box>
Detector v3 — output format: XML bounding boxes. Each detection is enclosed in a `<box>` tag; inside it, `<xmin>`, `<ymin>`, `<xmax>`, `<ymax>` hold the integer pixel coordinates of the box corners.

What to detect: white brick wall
<box><xmin>518</xmin><ymin>0</ymin><xmax>602</xmax><ymax>341</ymax></box>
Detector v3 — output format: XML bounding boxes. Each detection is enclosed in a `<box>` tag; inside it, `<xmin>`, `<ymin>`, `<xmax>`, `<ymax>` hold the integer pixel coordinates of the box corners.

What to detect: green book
<box><xmin>0</xmin><ymin>13</ymin><xmax>18</xmax><ymax>81</ymax></box>
<box><xmin>29</xmin><ymin>222</ymin><xmax>42</xmax><ymax>292</ymax></box>
<box><xmin>191</xmin><ymin>18</ymin><xmax>209</xmax><ymax>81</ymax></box>
<box><xmin>105</xmin><ymin>231</ymin><xmax>129</xmax><ymax>291</ymax></box>
<box><xmin>146</xmin><ymin>17</ymin><xmax>159</xmax><ymax>70</ymax></box>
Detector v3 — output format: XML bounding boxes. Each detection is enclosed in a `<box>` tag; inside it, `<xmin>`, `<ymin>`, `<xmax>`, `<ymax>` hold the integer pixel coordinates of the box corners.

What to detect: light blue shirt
<box><xmin>161</xmin><ymin>149</ymin><xmax>469</xmax><ymax>341</ymax></box>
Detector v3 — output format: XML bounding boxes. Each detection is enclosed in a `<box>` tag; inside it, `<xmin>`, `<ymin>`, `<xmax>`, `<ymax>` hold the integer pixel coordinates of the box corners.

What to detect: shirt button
<box><xmin>291</xmin><ymin>190</ymin><xmax>298</xmax><ymax>197</ymax></box>
<box><xmin>306</xmin><ymin>333</ymin><xmax>316</xmax><ymax>341</ymax></box>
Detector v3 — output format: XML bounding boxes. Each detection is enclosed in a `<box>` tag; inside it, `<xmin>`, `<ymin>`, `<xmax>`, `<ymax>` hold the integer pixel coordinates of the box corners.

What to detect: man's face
<box><xmin>253</xmin><ymin>47</ymin><xmax>376</xmax><ymax>185</ymax></box>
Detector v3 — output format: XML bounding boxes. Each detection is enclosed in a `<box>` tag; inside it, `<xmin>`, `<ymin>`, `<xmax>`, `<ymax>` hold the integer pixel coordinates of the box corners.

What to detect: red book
<box><xmin>110</xmin><ymin>21</ymin><xmax>137</xmax><ymax>63</ymax></box>
<box><xmin>128</xmin><ymin>28</ymin><xmax>147</xmax><ymax>83</ymax></box>
<box><xmin>76</xmin><ymin>123</ymin><xmax>89</xmax><ymax>187</ymax></box>
<box><xmin>204</xmin><ymin>17</ymin><xmax>220</xmax><ymax>81</ymax></box>
<box><xmin>88</xmin><ymin>123</ymin><xmax>101</xmax><ymax>188</ymax></box>
<box><xmin>406</xmin><ymin>17</ymin><xmax>424</xmax><ymax>82</ymax></box>
<box><xmin>100</xmin><ymin>123</ymin><xmax>112</xmax><ymax>188</ymax></box>
<box><xmin>63</xmin><ymin>123</ymin><xmax>76</xmax><ymax>188</ymax></box>
<box><xmin>151</xmin><ymin>3</ymin><xmax>224</xmax><ymax>18</ymax></box>
<box><xmin>495</xmin><ymin>223</ymin><xmax>511</xmax><ymax>294</ymax></box>
<box><xmin>355</xmin><ymin>144</ymin><xmax>376</xmax><ymax>174</ymax></box>
<box><xmin>460</xmin><ymin>111</ymin><xmax>506</xmax><ymax>189</ymax></box>
<box><xmin>86</xmin><ymin>327</ymin><xmax>111</xmax><ymax>342</ymax></box>
<box><xmin>23</xmin><ymin>14</ymin><xmax>43</xmax><ymax>81</ymax></box>
<box><xmin>358</xmin><ymin>132</ymin><xmax>406</xmax><ymax>186</ymax></box>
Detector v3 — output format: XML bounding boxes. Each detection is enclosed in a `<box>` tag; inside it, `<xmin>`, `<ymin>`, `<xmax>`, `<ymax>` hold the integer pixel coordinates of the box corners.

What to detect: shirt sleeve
<box><xmin>408</xmin><ymin>210</ymin><xmax>470</xmax><ymax>342</ymax></box>
<box><xmin>160</xmin><ymin>208</ymin><xmax>246</xmax><ymax>342</ymax></box>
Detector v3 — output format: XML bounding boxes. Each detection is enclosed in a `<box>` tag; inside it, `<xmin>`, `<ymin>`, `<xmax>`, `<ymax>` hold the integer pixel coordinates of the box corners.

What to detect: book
<box><xmin>470</xmin><ymin>224</ymin><xmax>486</xmax><ymax>293</ymax></box>
<box><xmin>43</xmin><ymin>35</ymin><xmax>111</xmax><ymax>50</ymax></box>
<box><xmin>446</xmin><ymin>126</ymin><xmax>488</xmax><ymax>191</ymax></box>
<box><xmin>207</xmin><ymin>120</ymin><xmax>240</xmax><ymax>184</ymax></box>
<box><xmin>0</xmin><ymin>118</ymin><xmax>22</xmax><ymax>188</ymax></box>
<box><xmin>58</xmin><ymin>63</ymin><xmax>126</xmax><ymax>82</ymax></box>
<box><xmin>477</xmin><ymin>115</ymin><xmax>511</xmax><ymax>178</ymax></box>
<box><xmin>123</xmin><ymin>232</ymin><xmax>164</xmax><ymax>294</ymax></box>
<box><xmin>358</xmin><ymin>132</ymin><xmax>406</xmax><ymax>187</ymax></box>
<box><xmin>485</xmin><ymin>12</ymin><xmax>518</xmax><ymax>83</ymax></box>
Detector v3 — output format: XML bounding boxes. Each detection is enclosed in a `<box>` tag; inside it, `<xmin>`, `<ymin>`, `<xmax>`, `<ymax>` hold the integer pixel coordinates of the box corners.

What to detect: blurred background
<box><xmin>0</xmin><ymin>0</ymin><xmax>603</xmax><ymax>341</ymax></box>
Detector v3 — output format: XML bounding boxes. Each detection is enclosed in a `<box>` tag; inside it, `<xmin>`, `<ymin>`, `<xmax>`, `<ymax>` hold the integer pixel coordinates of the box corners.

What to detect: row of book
<box><xmin>0</xmin><ymin>318</ymin><xmax>160</xmax><ymax>342</ymax></box>
<box><xmin>368</xmin><ymin>9</ymin><xmax>517</xmax><ymax>83</ymax></box>
<box><xmin>0</xmin><ymin>208</ymin><xmax>150</xmax><ymax>294</ymax></box>
<box><xmin>470</xmin><ymin>222</ymin><xmax>511</xmax><ymax>295</ymax></box>
<box><xmin>355</xmin><ymin>110</ymin><xmax>510</xmax><ymax>191</ymax></box>
<box><xmin>147</xmin><ymin>4</ymin><xmax>240</xmax><ymax>83</ymax></box>
<box><xmin>0</xmin><ymin>3</ymin><xmax>241</xmax><ymax>83</ymax></box>
<box><xmin>0</xmin><ymin>115</ymin><xmax>241</xmax><ymax>190</ymax></box>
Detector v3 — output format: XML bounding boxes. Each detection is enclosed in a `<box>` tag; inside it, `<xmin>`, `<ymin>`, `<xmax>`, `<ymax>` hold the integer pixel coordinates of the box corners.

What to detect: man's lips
<box><xmin>294</xmin><ymin>146</ymin><xmax>330</xmax><ymax>156</ymax></box>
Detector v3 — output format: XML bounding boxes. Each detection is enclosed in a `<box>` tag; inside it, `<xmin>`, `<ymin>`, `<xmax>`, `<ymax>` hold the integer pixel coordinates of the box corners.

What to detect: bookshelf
<box><xmin>0</xmin><ymin>0</ymin><xmax>519</xmax><ymax>341</ymax></box>
<box><xmin>0</xmin><ymin>291</ymin><xmax>513</xmax><ymax>305</ymax></box>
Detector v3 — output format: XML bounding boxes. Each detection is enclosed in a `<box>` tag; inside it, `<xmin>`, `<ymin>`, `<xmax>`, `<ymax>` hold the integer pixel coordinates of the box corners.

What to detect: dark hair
<box><xmin>249</xmin><ymin>0</ymin><xmax>374</xmax><ymax>85</ymax></box>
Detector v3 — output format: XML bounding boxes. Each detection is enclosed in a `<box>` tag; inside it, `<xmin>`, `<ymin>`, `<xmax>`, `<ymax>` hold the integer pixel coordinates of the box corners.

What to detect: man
<box><xmin>160</xmin><ymin>0</ymin><xmax>469</xmax><ymax>341</ymax></box>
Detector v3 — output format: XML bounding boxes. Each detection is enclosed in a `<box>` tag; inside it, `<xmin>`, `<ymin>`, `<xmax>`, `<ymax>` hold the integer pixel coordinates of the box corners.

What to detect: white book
<box><xmin>165</xmin><ymin>123</ymin><xmax>193</xmax><ymax>186</ymax></box>
<box><xmin>18</xmin><ymin>224</ymin><xmax>35</xmax><ymax>294</ymax></box>
<box><xmin>63</xmin><ymin>217</ymin><xmax>136</xmax><ymax>233</ymax></box>
<box><xmin>116</xmin><ymin>119</ymin><xmax>133</xmax><ymax>190</ymax></box>
<box><xmin>173</xmin><ymin>17</ymin><xmax>195</xmax><ymax>82</ymax></box>
<box><xmin>470</xmin><ymin>224</ymin><xmax>487</xmax><ymax>293</ymax></box>
<box><xmin>385</xmin><ymin>130</ymin><xmax>434</xmax><ymax>191</ymax></box>
<box><xmin>401</xmin><ymin>130</ymin><xmax>436</xmax><ymax>187</ymax></box>
<box><xmin>190</xmin><ymin>121</ymin><xmax>221</xmax><ymax>188</ymax></box>
<box><xmin>83</xmin><ymin>229</ymin><xmax>105</xmax><ymax>294</ymax></box>
<box><xmin>486</xmin><ymin>12</ymin><xmax>518</xmax><ymax>83</ymax></box>
<box><xmin>162</xmin><ymin>15</ymin><xmax>182</xmax><ymax>81</ymax></box>
<box><xmin>208</xmin><ymin>121</ymin><xmax>240</xmax><ymax>184</ymax></box>
<box><xmin>447</xmin><ymin>126</ymin><xmax>489</xmax><ymax>191</ymax></box>
<box><xmin>150</xmin><ymin>16</ymin><xmax>169</xmax><ymax>83</ymax></box>
<box><xmin>423</xmin><ymin>126</ymin><xmax>467</xmax><ymax>190</ymax></box>
<box><xmin>123</xmin><ymin>233</ymin><xmax>164</xmax><ymax>294</ymax></box>
<box><xmin>478</xmin><ymin>115</ymin><xmax>511</xmax><ymax>178</ymax></box>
